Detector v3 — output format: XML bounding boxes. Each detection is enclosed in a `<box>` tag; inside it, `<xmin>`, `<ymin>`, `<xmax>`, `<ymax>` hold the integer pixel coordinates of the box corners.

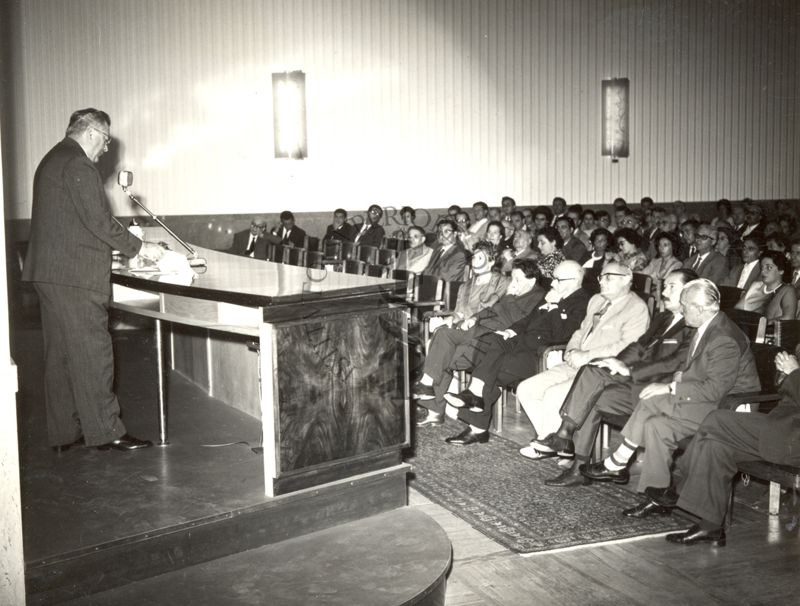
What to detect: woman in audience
<box><xmin>392</xmin><ymin>206</ymin><xmax>417</xmax><ymax>238</ymax></box>
<box><xmin>396</xmin><ymin>225</ymin><xmax>433</xmax><ymax>273</ymax></box>
<box><xmin>500</xmin><ymin>218</ymin><xmax>516</xmax><ymax>250</ymax></box>
<box><xmin>766</xmin><ymin>232</ymin><xmax>790</xmax><ymax>259</ymax></box>
<box><xmin>642</xmin><ymin>231</ymin><xmax>683</xmax><ymax>284</ymax></box>
<box><xmin>778</xmin><ymin>213</ymin><xmax>798</xmax><ymax>240</ymax></box>
<box><xmin>581</xmin><ymin>228</ymin><xmax>614</xmax><ymax>293</ymax></box>
<box><xmin>735</xmin><ymin>250</ymin><xmax>797</xmax><ymax>321</ymax></box>
<box><xmin>595</xmin><ymin>210</ymin><xmax>612</xmax><ymax>232</ymax></box>
<box><xmin>499</xmin><ymin>230</ymin><xmax>538</xmax><ymax>274</ymax></box>
<box><xmin>535</xmin><ymin>226</ymin><xmax>565</xmax><ymax>279</ymax></box>
<box><xmin>715</xmin><ymin>225</ymin><xmax>741</xmax><ymax>273</ymax></box>
<box><xmin>612</xmin><ymin>228</ymin><xmax>649</xmax><ymax>272</ymax></box>
<box><xmin>710</xmin><ymin>199</ymin><xmax>734</xmax><ymax>228</ymax></box>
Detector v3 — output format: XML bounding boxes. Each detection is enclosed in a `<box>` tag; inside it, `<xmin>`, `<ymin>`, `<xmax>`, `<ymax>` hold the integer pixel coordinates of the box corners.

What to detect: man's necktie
<box><xmin>246</xmin><ymin>236</ymin><xmax>256</xmax><ymax>255</ymax></box>
<box><xmin>692</xmin><ymin>255</ymin><xmax>702</xmax><ymax>270</ymax></box>
<box><xmin>582</xmin><ymin>298</ymin><xmax>612</xmax><ymax>346</ymax></box>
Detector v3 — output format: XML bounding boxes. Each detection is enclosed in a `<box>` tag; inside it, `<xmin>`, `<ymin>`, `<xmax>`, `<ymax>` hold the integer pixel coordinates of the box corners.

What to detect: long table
<box><xmin>111</xmin><ymin>233</ymin><xmax>410</xmax><ymax>497</ymax></box>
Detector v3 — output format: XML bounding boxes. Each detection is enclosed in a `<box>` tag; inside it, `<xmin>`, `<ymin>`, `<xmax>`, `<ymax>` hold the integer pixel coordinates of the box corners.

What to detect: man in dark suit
<box><xmin>228</xmin><ymin>217</ymin><xmax>269</xmax><ymax>259</ymax></box>
<box><xmin>555</xmin><ymin>216</ymin><xmax>590</xmax><ymax>264</ymax></box>
<box><xmin>537</xmin><ymin>268</ymin><xmax>698</xmax><ymax>487</ymax></box>
<box><xmin>581</xmin><ymin>279</ymin><xmax>761</xmax><ymax>505</ymax></box>
<box><xmin>322</xmin><ymin>208</ymin><xmax>357</xmax><ymax>243</ymax></box>
<box><xmin>682</xmin><ymin>224</ymin><xmax>728</xmax><ymax>285</ymax></box>
<box><xmin>414</xmin><ymin>258</ymin><xmax>546</xmax><ymax>429</ymax></box>
<box><xmin>789</xmin><ymin>239</ymin><xmax>800</xmax><ymax>292</ymax></box>
<box><xmin>436</xmin><ymin>261</ymin><xmax>591</xmax><ymax>444</ymax></box>
<box><xmin>22</xmin><ymin>108</ymin><xmax>164</xmax><ymax>451</ymax></box>
<box><xmin>423</xmin><ymin>219</ymin><xmax>468</xmax><ymax>283</ymax></box>
<box><xmin>737</xmin><ymin>201</ymin><xmax>766</xmax><ymax>239</ymax></box>
<box><xmin>271</xmin><ymin>210</ymin><xmax>306</xmax><ymax>248</ymax></box>
<box><xmin>660</xmin><ymin>350</ymin><xmax>800</xmax><ymax>546</ymax></box>
<box><xmin>722</xmin><ymin>234</ymin><xmax>763</xmax><ymax>290</ymax></box>
<box><xmin>353</xmin><ymin>204</ymin><xmax>386</xmax><ymax>248</ymax></box>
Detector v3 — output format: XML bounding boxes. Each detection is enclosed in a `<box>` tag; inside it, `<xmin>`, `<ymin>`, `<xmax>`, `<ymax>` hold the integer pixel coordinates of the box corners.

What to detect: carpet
<box><xmin>406</xmin><ymin>420</ymin><xmax>692</xmax><ymax>554</ymax></box>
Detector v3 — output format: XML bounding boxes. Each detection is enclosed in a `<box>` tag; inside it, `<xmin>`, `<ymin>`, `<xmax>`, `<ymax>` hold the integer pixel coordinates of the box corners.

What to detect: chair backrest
<box><xmin>771</xmin><ymin>319</ymin><xmax>800</xmax><ymax>352</ymax></box>
<box><xmin>357</xmin><ymin>244</ymin><xmax>379</xmax><ymax>265</ymax></box>
<box><xmin>724</xmin><ymin>308</ymin><xmax>767</xmax><ymax>343</ymax></box>
<box><xmin>414</xmin><ymin>274</ymin><xmax>444</xmax><ymax>305</ymax></box>
<box><xmin>306</xmin><ymin>250</ymin><xmax>325</xmax><ymax>269</ymax></box>
<box><xmin>718</xmin><ymin>285</ymin><xmax>744</xmax><ymax>310</ymax></box>
<box><xmin>443</xmin><ymin>280</ymin><xmax>463</xmax><ymax>311</ymax></box>
<box><xmin>341</xmin><ymin>241</ymin><xmax>357</xmax><ymax>261</ymax></box>
<box><xmin>286</xmin><ymin>247</ymin><xmax>306</xmax><ymax>266</ymax></box>
<box><xmin>324</xmin><ymin>239</ymin><xmax>342</xmax><ymax>260</ymax></box>
<box><xmin>391</xmin><ymin>269</ymin><xmax>415</xmax><ymax>300</ymax></box>
<box><xmin>343</xmin><ymin>259</ymin><xmax>365</xmax><ymax>275</ymax></box>
<box><xmin>634</xmin><ymin>291</ymin><xmax>656</xmax><ymax>317</ymax></box>
<box><xmin>267</xmin><ymin>244</ymin><xmax>282</xmax><ymax>263</ymax></box>
<box><xmin>378</xmin><ymin>248</ymin><xmax>398</xmax><ymax>267</ymax></box>
<box><xmin>366</xmin><ymin>263</ymin><xmax>388</xmax><ymax>278</ymax></box>
<box><xmin>632</xmin><ymin>272</ymin><xmax>652</xmax><ymax>295</ymax></box>
<box><xmin>383</xmin><ymin>237</ymin><xmax>401</xmax><ymax>251</ymax></box>
<box><xmin>307</xmin><ymin>236</ymin><xmax>321</xmax><ymax>252</ymax></box>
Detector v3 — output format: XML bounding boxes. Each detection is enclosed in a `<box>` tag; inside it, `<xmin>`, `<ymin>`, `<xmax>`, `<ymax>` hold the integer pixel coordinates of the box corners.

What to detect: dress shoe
<box><xmin>445</xmin><ymin>427</ymin><xmax>489</xmax><ymax>446</ymax></box>
<box><xmin>579</xmin><ymin>461</ymin><xmax>630</xmax><ymax>484</ymax></box>
<box><xmin>665</xmin><ymin>524</ymin><xmax>726</xmax><ymax>547</ymax></box>
<box><xmin>531</xmin><ymin>433</ymin><xmax>575</xmax><ymax>457</ymax></box>
<box><xmin>52</xmin><ymin>437</ymin><xmax>85</xmax><ymax>454</ymax></box>
<box><xmin>443</xmin><ymin>390</ymin><xmax>485</xmax><ymax>411</ymax></box>
<box><xmin>412</xmin><ymin>382</ymin><xmax>436</xmax><ymax>400</ymax></box>
<box><xmin>416</xmin><ymin>412</ymin><xmax>444</xmax><ymax>427</ymax></box>
<box><xmin>96</xmin><ymin>434</ymin><xmax>154</xmax><ymax>451</ymax></box>
<box><xmin>519</xmin><ymin>444</ymin><xmax>555</xmax><ymax>460</ymax></box>
<box><xmin>645</xmin><ymin>486</ymin><xmax>679</xmax><ymax>508</ymax></box>
<box><xmin>544</xmin><ymin>462</ymin><xmax>590</xmax><ymax>487</ymax></box>
<box><xmin>622</xmin><ymin>499</ymin><xmax>672</xmax><ymax>518</ymax></box>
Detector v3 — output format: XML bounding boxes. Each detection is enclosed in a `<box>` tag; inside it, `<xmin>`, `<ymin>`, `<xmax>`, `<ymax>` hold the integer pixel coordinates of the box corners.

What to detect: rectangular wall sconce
<box><xmin>272</xmin><ymin>71</ymin><xmax>307</xmax><ymax>159</ymax></box>
<box><xmin>601</xmin><ymin>78</ymin><xmax>629</xmax><ymax>161</ymax></box>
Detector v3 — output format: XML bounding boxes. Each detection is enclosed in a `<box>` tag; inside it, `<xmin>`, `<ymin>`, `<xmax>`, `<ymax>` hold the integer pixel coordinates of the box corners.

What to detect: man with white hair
<box><xmin>515</xmin><ymin>262</ymin><xmax>650</xmax><ymax>459</ymax></box>
<box><xmin>581</xmin><ymin>278</ymin><xmax>761</xmax><ymax>516</ymax></box>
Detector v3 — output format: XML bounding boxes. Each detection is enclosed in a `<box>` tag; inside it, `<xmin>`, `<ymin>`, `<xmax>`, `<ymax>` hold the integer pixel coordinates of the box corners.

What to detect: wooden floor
<box><xmin>416</xmin><ymin>400</ymin><xmax>800</xmax><ymax>606</ymax></box>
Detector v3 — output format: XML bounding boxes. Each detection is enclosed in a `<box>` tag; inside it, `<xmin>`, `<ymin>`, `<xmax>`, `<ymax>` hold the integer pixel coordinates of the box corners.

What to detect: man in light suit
<box><xmin>723</xmin><ymin>234</ymin><xmax>763</xmax><ymax>290</ymax></box>
<box><xmin>682</xmin><ymin>224</ymin><xmax>728</xmax><ymax>285</ymax></box>
<box><xmin>536</xmin><ymin>268</ymin><xmax>698</xmax><ymax>486</ymax></box>
<box><xmin>513</xmin><ymin>262</ymin><xmax>650</xmax><ymax>456</ymax></box>
<box><xmin>423</xmin><ymin>219</ymin><xmax>468</xmax><ymax>283</ymax></box>
<box><xmin>581</xmin><ymin>279</ymin><xmax>761</xmax><ymax>509</ymax></box>
<box><xmin>23</xmin><ymin>108</ymin><xmax>164</xmax><ymax>451</ymax></box>
<box><xmin>228</xmin><ymin>217</ymin><xmax>269</xmax><ymax>259</ymax></box>
<box><xmin>661</xmin><ymin>350</ymin><xmax>800</xmax><ymax>546</ymax></box>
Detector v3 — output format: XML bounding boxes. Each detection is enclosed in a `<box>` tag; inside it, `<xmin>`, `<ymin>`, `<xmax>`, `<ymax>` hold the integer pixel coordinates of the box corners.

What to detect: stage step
<box><xmin>27</xmin><ymin>466</ymin><xmax>409</xmax><ymax>605</ymax></box>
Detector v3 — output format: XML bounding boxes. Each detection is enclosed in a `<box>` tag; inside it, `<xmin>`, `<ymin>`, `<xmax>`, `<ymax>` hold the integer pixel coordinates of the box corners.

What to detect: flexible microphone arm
<box><xmin>120</xmin><ymin>185</ymin><xmax>198</xmax><ymax>258</ymax></box>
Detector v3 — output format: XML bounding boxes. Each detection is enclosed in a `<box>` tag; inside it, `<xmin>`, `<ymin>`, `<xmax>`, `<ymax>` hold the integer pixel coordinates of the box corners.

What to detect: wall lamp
<box><xmin>272</xmin><ymin>71</ymin><xmax>307</xmax><ymax>159</ymax></box>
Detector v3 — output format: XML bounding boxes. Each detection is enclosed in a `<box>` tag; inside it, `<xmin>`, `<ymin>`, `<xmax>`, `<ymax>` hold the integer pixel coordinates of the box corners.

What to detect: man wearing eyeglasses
<box><xmin>228</xmin><ymin>217</ymin><xmax>269</xmax><ymax>259</ymax></box>
<box><xmin>23</xmin><ymin>108</ymin><xmax>165</xmax><ymax>452</ymax></box>
<box><xmin>682</xmin><ymin>223</ymin><xmax>728</xmax><ymax>285</ymax></box>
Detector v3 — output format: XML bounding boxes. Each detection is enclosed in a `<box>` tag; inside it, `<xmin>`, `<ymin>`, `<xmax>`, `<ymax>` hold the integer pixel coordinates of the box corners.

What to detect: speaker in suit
<box><xmin>22</xmin><ymin>115</ymin><xmax>152</xmax><ymax>448</ymax></box>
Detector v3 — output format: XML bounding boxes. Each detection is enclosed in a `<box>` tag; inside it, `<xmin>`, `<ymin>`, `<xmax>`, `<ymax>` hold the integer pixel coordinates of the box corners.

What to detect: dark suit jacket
<box><xmin>616</xmin><ymin>311</ymin><xmax>693</xmax><ymax>384</ymax></box>
<box><xmin>672</xmin><ymin>311</ymin><xmax>761</xmax><ymax>423</ymax></box>
<box><xmin>723</xmin><ymin>261</ymin><xmax>760</xmax><ymax>290</ymax></box>
<box><xmin>683</xmin><ymin>250</ymin><xmax>728</xmax><ymax>285</ymax></box>
<box><xmin>22</xmin><ymin>137</ymin><xmax>141</xmax><ymax>295</ymax></box>
<box><xmin>353</xmin><ymin>222</ymin><xmax>386</xmax><ymax>248</ymax></box>
<box><xmin>562</xmin><ymin>237</ymin><xmax>590</xmax><ymax>264</ymax></box>
<box><xmin>737</xmin><ymin>222</ymin><xmax>765</xmax><ymax>239</ymax></box>
<box><xmin>762</xmin><ymin>368</ymin><xmax>800</xmax><ymax>465</ymax></box>
<box><xmin>470</xmin><ymin>285</ymin><xmax>546</xmax><ymax>333</ymax></box>
<box><xmin>424</xmin><ymin>242</ymin><xmax>468</xmax><ymax>283</ymax></box>
<box><xmin>509</xmin><ymin>288</ymin><xmax>592</xmax><ymax>351</ymax></box>
<box><xmin>272</xmin><ymin>226</ymin><xmax>306</xmax><ymax>248</ymax></box>
<box><xmin>228</xmin><ymin>229</ymin><xmax>269</xmax><ymax>260</ymax></box>
<box><xmin>323</xmin><ymin>223</ymin><xmax>357</xmax><ymax>243</ymax></box>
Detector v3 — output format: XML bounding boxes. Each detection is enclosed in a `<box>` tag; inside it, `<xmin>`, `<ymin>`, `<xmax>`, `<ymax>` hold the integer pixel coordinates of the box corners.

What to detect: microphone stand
<box><xmin>120</xmin><ymin>185</ymin><xmax>206</xmax><ymax>267</ymax></box>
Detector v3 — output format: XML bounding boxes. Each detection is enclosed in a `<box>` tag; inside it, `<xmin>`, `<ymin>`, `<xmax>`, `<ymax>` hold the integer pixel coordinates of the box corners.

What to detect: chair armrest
<box><xmin>422</xmin><ymin>310</ymin><xmax>455</xmax><ymax>321</ymax></box>
<box><xmin>719</xmin><ymin>391</ymin><xmax>782</xmax><ymax>410</ymax></box>
<box><xmin>406</xmin><ymin>300</ymin><xmax>445</xmax><ymax>310</ymax></box>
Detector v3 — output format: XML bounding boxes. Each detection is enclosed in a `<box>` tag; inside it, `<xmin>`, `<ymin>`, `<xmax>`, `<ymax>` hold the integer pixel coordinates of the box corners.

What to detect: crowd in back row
<box><xmin>230</xmin><ymin>195</ymin><xmax>800</xmax><ymax>324</ymax></box>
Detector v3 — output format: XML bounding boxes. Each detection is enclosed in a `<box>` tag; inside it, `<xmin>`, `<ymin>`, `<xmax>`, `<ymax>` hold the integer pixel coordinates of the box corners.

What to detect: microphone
<box><xmin>118</xmin><ymin>170</ymin><xmax>207</xmax><ymax>269</ymax></box>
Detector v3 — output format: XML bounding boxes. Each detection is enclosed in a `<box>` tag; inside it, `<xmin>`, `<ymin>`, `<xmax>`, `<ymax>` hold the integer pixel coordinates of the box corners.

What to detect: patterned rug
<box><xmin>406</xmin><ymin>420</ymin><xmax>692</xmax><ymax>554</ymax></box>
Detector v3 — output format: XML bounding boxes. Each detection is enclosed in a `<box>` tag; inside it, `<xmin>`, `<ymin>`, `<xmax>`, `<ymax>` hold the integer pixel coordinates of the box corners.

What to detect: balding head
<box><xmin>680</xmin><ymin>278</ymin><xmax>721</xmax><ymax>327</ymax></box>
<box><xmin>597</xmin><ymin>262</ymin><xmax>633</xmax><ymax>300</ymax></box>
<box><xmin>549</xmin><ymin>260</ymin><xmax>584</xmax><ymax>300</ymax></box>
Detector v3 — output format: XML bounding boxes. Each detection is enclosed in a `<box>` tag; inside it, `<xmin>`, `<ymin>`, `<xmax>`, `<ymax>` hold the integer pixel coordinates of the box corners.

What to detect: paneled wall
<box><xmin>3</xmin><ymin>0</ymin><xmax>798</xmax><ymax>219</ymax></box>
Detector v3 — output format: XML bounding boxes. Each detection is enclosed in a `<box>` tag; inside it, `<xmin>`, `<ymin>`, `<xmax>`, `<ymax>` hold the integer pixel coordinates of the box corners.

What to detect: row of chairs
<box><xmin>266</xmin><ymin>239</ymin><xmax>410</xmax><ymax>273</ymax></box>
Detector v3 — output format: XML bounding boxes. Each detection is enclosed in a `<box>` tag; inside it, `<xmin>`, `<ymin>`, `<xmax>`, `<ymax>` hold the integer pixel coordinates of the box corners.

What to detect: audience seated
<box><xmin>501</xmin><ymin>196</ymin><xmax>516</xmax><ymax>221</ymax></box>
<box><xmin>738</xmin><ymin>201</ymin><xmax>766</xmax><ymax>238</ymax></box>
<box><xmin>228</xmin><ymin>216</ymin><xmax>269</xmax><ymax>259</ymax></box>
<box><xmin>612</xmin><ymin>228</ymin><xmax>649</xmax><ymax>272</ymax></box>
<box><xmin>714</xmin><ymin>225</ymin><xmax>741</xmax><ymax>274</ymax></box>
<box><xmin>710</xmin><ymin>199</ymin><xmax>734</xmax><ymax>229</ymax></box>
<box><xmin>642</xmin><ymin>231</ymin><xmax>683</xmax><ymax>287</ymax></box>
<box><xmin>396</xmin><ymin>225</ymin><xmax>433</xmax><ymax>273</ymax></box>
<box><xmin>790</xmin><ymin>239</ymin><xmax>800</xmax><ymax>291</ymax></box>
<box><xmin>658</xmin><ymin>350</ymin><xmax>800</xmax><ymax>547</ymax></box>
<box><xmin>582</xmin><ymin>228</ymin><xmax>615</xmax><ymax>289</ymax></box>
<box><xmin>499</xmin><ymin>230</ymin><xmax>538</xmax><ymax>274</ymax></box>
<box><xmin>514</xmin><ymin>262</ymin><xmax>650</xmax><ymax>458</ymax></box>
<box><xmin>679</xmin><ymin>219</ymin><xmax>699</xmax><ymax>260</ymax></box>
<box><xmin>271</xmin><ymin>210</ymin><xmax>306</xmax><ymax>248</ymax></box>
<box><xmin>323</xmin><ymin>208</ymin><xmax>357</xmax><ymax>243</ymax></box>
<box><xmin>533</xmin><ymin>207</ymin><xmax>552</xmax><ymax>233</ymax></box>
<box><xmin>556</xmin><ymin>216</ymin><xmax>590</xmax><ymax>264</ymax></box>
<box><xmin>730</xmin><ymin>201</ymin><xmax>747</xmax><ymax>233</ymax></box>
<box><xmin>423</xmin><ymin>219</ymin><xmax>468</xmax><ymax>282</ymax></box>
<box><xmin>550</xmin><ymin>197</ymin><xmax>568</xmax><ymax>226</ymax></box>
<box><xmin>723</xmin><ymin>233</ymin><xmax>764</xmax><ymax>290</ymax></box>
<box><xmin>734</xmin><ymin>250</ymin><xmax>797</xmax><ymax>320</ymax></box>
<box><xmin>534</xmin><ymin>226</ymin><xmax>566</xmax><ymax>279</ymax></box>
<box><xmin>354</xmin><ymin>204</ymin><xmax>386</xmax><ymax>247</ymax></box>
<box><xmin>391</xmin><ymin>206</ymin><xmax>417</xmax><ymax>238</ymax></box>
<box><xmin>580</xmin><ymin>279</ymin><xmax>761</xmax><ymax>504</ymax></box>
<box><xmin>578</xmin><ymin>210</ymin><xmax>597</xmax><ymax>242</ymax></box>
<box><xmin>438</xmin><ymin>261</ymin><xmax>590</xmax><ymax>443</ymax></box>
<box><xmin>682</xmin><ymin>223</ymin><xmax>728</xmax><ymax>284</ymax></box>
<box><xmin>533</xmin><ymin>269</ymin><xmax>697</xmax><ymax>486</ymax></box>
<box><xmin>467</xmin><ymin>201</ymin><xmax>490</xmax><ymax>240</ymax></box>
<box><xmin>413</xmin><ymin>258</ymin><xmax>546</xmax><ymax>431</ymax></box>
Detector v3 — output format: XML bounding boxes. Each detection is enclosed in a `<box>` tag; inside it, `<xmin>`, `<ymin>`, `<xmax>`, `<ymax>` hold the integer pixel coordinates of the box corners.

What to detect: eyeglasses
<box><xmin>92</xmin><ymin>126</ymin><xmax>111</xmax><ymax>147</ymax></box>
<box><xmin>696</xmin><ymin>234</ymin><xmax>717</xmax><ymax>241</ymax></box>
<box><xmin>551</xmin><ymin>277</ymin><xmax>575</xmax><ymax>283</ymax></box>
<box><xmin>598</xmin><ymin>272</ymin><xmax>628</xmax><ymax>282</ymax></box>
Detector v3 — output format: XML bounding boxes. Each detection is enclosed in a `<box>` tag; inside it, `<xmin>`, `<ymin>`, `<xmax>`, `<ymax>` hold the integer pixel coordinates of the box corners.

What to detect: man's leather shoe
<box><xmin>412</xmin><ymin>383</ymin><xmax>436</xmax><ymax>400</ymax></box>
<box><xmin>445</xmin><ymin>427</ymin><xmax>489</xmax><ymax>445</ymax></box>
<box><xmin>622</xmin><ymin>499</ymin><xmax>672</xmax><ymax>518</ymax></box>
<box><xmin>645</xmin><ymin>486</ymin><xmax>679</xmax><ymax>508</ymax></box>
<box><xmin>96</xmin><ymin>434</ymin><xmax>153</xmax><ymax>451</ymax></box>
<box><xmin>443</xmin><ymin>390</ymin><xmax>485</xmax><ymax>411</ymax></box>
<box><xmin>52</xmin><ymin>437</ymin><xmax>85</xmax><ymax>454</ymax></box>
<box><xmin>579</xmin><ymin>461</ymin><xmax>630</xmax><ymax>484</ymax></box>
<box><xmin>519</xmin><ymin>444</ymin><xmax>555</xmax><ymax>460</ymax></box>
<box><xmin>665</xmin><ymin>524</ymin><xmax>726</xmax><ymax>547</ymax></box>
<box><xmin>544</xmin><ymin>462</ymin><xmax>590</xmax><ymax>487</ymax></box>
<box><xmin>532</xmin><ymin>433</ymin><xmax>575</xmax><ymax>457</ymax></box>
<box><xmin>416</xmin><ymin>412</ymin><xmax>444</xmax><ymax>427</ymax></box>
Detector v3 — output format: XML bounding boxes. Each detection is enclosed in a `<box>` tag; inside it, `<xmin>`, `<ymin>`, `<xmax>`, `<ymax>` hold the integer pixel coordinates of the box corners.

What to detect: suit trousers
<box><xmin>561</xmin><ymin>365</ymin><xmax>642</xmax><ymax>459</ymax></box>
<box><xmin>516</xmin><ymin>363</ymin><xmax>579</xmax><ymax>437</ymax></box>
<box><xmin>35</xmin><ymin>282</ymin><xmax>127</xmax><ymax>446</ymax></box>
<box><xmin>622</xmin><ymin>395</ymin><xmax>715</xmax><ymax>492</ymax></box>
<box><xmin>676</xmin><ymin>409</ymin><xmax>765</xmax><ymax>526</ymax></box>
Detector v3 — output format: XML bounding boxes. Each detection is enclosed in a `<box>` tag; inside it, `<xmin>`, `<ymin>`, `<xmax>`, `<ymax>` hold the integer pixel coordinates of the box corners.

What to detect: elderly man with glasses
<box><xmin>682</xmin><ymin>223</ymin><xmax>728</xmax><ymax>285</ymax></box>
<box><xmin>513</xmin><ymin>262</ymin><xmax>650</xmax><ymax>459</ymax></box>
<box><xmin>229</xmin><ymin>217</ymin><xmax>269</xmax><ymax>259</ymax></box>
